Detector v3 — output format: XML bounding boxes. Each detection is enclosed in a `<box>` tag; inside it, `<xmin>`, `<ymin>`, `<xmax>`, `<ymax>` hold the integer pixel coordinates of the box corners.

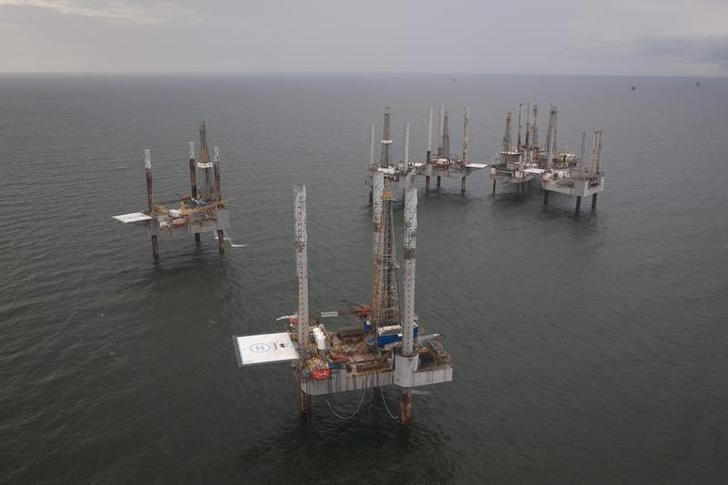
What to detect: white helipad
<box><xmin>112</xmin><ymin>212</ymin><xmax>153</xmax><ymax>223</ymax></box>
<box><xmin>233</xmin><ymin>332</ymin><xmax>299</xmax><ymax>366</ymax></box>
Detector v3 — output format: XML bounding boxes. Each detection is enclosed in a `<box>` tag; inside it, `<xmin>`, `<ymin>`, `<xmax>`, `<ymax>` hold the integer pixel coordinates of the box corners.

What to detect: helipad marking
<box><xmin>250</xmin><ymin>343</ymin><xmax>271</xmax><ymax>353</ymax></box>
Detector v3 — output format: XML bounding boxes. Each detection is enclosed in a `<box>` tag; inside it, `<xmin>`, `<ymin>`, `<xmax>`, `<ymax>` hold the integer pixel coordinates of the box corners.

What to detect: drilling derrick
<box><xmin>516</xmin><ymin>103</ymin><xmax>523</xmax><ymax>150</ymax></box>
<box><xmin>442</xmin><ymin>110</ymin><xmax>451</xmax><ymax>159</ymax></box>
<box><xmin>198</xmin><ymin>122</ymin><xmax>216</xmax><ymax>201</ymax></box>
<box><xmin>552</xmin><ymin>109</ymin><xmax>558</xmax><ymax>154</ymax></box>
<box><xmin>531</xmin><ymin>104</ymin><xmax>539</xmax><ymax>149</ymax></box>
<box><xmin>590</xmin><ymin>129</ymin><xmax>603</xmax><ymax>178</ymax></box>
<box><xmin>544</xmin><ymin>105</ymin><xmax>557</xmax><ymax>158</ymax></box>
<box><xmin>524</xmin><ymin>102</ymin><xmax>531</xmax><ymax>149</ymax></box>
<box><xmin>541</xmin><ymin>106</ymin><xmax>557</xmax><ymax>169</ymax></box>
<box><xmin>437</xmin><ymin>105</ymin><xmax>445</xmax><ymax>157</ymax></box>
<box><xmin>370</xmin><ymin>171</ymin><xmax>384</xmax><ymax>331</ymax></box>
<box><xmin>371</xmin><ymin>175</ymin><xmax>401</xmax><ymax>332</ymax></box>
<box><xmin>502</xmin><ymin>112</ymin><xmax>513</xmax><ymax>154</ymax></box>
<box><xmin>545</xmin><ymin>120</ymin><xmax>554</xmax><ymax>171</ymax></box>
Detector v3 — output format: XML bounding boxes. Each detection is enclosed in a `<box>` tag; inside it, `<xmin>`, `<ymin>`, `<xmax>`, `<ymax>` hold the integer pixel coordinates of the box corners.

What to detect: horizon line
<box><xmin>0</xmin><ymin>70</ymin><xmax>724</xmax><ymax>79</ymax></box>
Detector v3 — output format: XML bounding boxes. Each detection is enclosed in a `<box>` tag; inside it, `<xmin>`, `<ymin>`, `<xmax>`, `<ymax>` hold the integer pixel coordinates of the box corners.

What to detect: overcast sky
<box><xmin>1</xmin><ymin>0</ymin><xmax>727</xmax><ymax>76</ymax></box>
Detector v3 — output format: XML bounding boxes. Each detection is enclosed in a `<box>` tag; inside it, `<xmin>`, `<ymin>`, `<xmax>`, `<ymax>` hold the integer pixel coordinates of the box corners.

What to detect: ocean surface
<box><xmin>1</xmin><ymin>73</ymin><xmax>727</xmax><ymax>484</ymax></box>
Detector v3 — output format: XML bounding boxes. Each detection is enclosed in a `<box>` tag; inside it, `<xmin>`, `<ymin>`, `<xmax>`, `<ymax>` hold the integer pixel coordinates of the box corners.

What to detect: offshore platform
<box><xmin>416</xmin><ymin>105</ymin><xmax>488</xmax><ymax>194</ymax></box>
<box><xmin>490</xmin><ymin>103</ymin><xmax>605</xmax><ymax>215</ymax></box>
<box><xmin>234</xmin><ymin>173</ymin><xmax>453</xmax><ymax>424</ymax></box>
<box><xmin>366</xmin><ymin>106</ymin><xmax>487</xmax><ymax>203</ymax></box>
<box><xmin>112</xmin><ymin>123</ymin><xmax>231</xmax><ymax>258</ymax></box>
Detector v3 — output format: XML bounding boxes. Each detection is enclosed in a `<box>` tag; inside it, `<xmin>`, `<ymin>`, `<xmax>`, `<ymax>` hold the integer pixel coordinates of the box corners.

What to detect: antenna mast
<box><xmin>380</xmin><ymin>107</ymin><xmax>392</xmax><ymax>167</ymax></box>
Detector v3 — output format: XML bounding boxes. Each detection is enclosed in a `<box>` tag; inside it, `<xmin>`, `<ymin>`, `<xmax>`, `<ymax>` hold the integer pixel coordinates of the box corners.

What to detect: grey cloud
<box><xmin>0</xmin><ymin>0</ymin><xmax>727</xmax><ymax>75</ymax></box>
<box><xmin>636</xmin><ymin>35</ymin><xmax>728</xmax><ymax>68</ymax></box>
<box><xmin>0</xmin><ymin>0</ymin><xmax>195</xmax><ymax>24</ymax></box>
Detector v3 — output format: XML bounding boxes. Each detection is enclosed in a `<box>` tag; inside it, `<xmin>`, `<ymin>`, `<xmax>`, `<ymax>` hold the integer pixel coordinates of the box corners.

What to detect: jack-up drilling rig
<box><xmin>112</xmin><ymin>123</ymin><xmax>233</xmax><ymax>258</ymax></box>
<box><xmin>234</xmin><ymin>174</ymin><xmax>453</xmax><ymax>424</ymax></box>
<box><xmin>490</xmin><ymin>104</ymin><xmax>606</xmax><ymax>214</ymax></box>
<box><xmin>366</xmin><ymin>106</ymin><xmax>488</xmax><ymax>202</ymax></box>
<box><xmin>418</xmin><ymin>105</ymin><xmax>489</xmax><ymax>194</ymax></box>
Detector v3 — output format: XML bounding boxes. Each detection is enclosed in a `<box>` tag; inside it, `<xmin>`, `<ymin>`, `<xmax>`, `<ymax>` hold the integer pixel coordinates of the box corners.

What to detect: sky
<box><xmin>0</xmin><ymin>0</ymin><xmax>727</xmax><ymax>76</ymax></box>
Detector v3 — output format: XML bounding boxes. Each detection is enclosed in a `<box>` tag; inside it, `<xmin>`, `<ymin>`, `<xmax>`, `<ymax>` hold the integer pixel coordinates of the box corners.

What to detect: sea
<box><xmin>1</xmin><ymin>73</ymin><xmax>727</xmax><ymax>484</ymax></box>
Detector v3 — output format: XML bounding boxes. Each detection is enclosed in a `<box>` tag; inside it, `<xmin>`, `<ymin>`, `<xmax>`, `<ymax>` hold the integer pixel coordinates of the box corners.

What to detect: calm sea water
<box><xmin>1</xmin><ymin>74</ymin><xmax>727</xmax><ymax>484</ymax></box>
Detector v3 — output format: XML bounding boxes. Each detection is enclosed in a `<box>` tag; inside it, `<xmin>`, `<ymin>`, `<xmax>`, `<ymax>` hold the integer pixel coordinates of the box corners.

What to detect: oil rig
<box><xmin>366</xmin><ymin>106</ymin><xmax>488</xmax><ymax>203</ymax></box>
<box><xmin>112</xmin><ymin>123</ymin><xmax>231</xmax><ymax>258</ymax></box>
<box><xmin>490</xmin><ymin>103</ymin><xmax>605</xmax><ymax>215</ymax></box>
<box><xmin>234</xmin><ymin>173</ymin><xmax>453</xmax><ymax>424</ymax></box>
<box><xmin>416</xmin><ymin>105</ymin><xmax>488</xmax><ymax>194</ymax></box>
<box><xmin>489</xmin><ymin>104</ymin><xmax>538</xmax><ymax>196</ymax></box>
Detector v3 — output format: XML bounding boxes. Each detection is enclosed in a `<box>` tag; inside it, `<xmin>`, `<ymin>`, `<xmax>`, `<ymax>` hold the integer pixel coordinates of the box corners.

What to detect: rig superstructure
<box><xmin>542</xmin><ymin>128</ymin><xmax>605</xmax><ymax>214</ymax></box>
<box><xmin>417</xmin><ymin>105</ymin><xmax>489</xmax><ymax>194</ymax></box>
<box><xmin>490</xmin><ymin>103</ymin><xmax>605</xmax><ymax>215</ymax></box>
<box><xmin>366</xmin><ymin>106</ymin><xmax>488</xmax><ymax>202</ymax></box>
<box><xmin>113</xmin><ymin>123</ymin><xmax>231</xmax><ymax>257</ymax></box>
<box><xmin>234</xmin><ymin>174</ymin><xmax>453</xmax><ymax>424</ymax></box>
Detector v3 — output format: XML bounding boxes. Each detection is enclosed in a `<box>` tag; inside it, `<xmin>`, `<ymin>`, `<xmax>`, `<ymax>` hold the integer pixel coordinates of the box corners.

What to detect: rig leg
<box><xmin>492</xmin><ymin>179</ymin><xmax>496</xmax><ymax>195</ymax></box>
<box><xmin>543</xmin><ymin>190</ymin><xmax>550</xmax><ymax>206</ymax></box>
<box><xmin>436</xmin><ymin>176</ymin><xmax>441</xmax><ymax>190</ymax></box>
<box><xmin>460</xmin><ymin>176</ymin><xmax>466</xmax><ymax>194</ymax></box>
<box><xmin>194</xmin><ymin>233</ymin><xmax>201</xmax><ymax>244</ymax></box>
<box><xmin>217</xmin><ymin>229</ymin><xmax>225</xmax><ymax>254</ymax></box>
<box><xmin>575</xmin><ymin>196</ymin><xmax>582</xmax><ymax>216</ymax></box>
<box><xmin>400</xmin><ymin>389</ymin><xmax>413</xmax><ymax>425</ymax></box>
<box><xmin>299</xmin><ymin>390</ymin><xmax>312</xmax><ymax>415</ymax></box>
<box><xmin>425</xmin><ymin>175</ymin><xmax>431</xmax><ymax>193</ymax></box>
<box><xmin>151</xmin><ymin>235</ymin><xmax>159</xmax><ymax>259</ymax></box>
<box><xmin>591</xmin><ymin>193</ymin><xmax>598</xmax><ymax>210</ymax></box>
